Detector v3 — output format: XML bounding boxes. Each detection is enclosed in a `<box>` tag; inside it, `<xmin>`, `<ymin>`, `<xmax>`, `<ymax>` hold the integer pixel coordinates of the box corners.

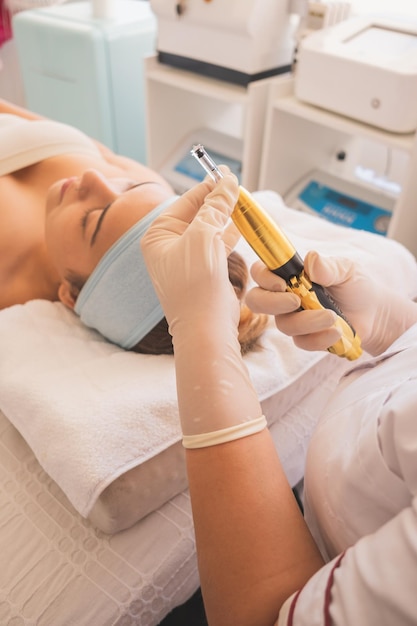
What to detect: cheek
<box><xmin>45</xmin><ymin>213</ymin><xmax>82</xmax><ymax>275</ymax></box>
<box><xmin>45</xmin><ymin>209</ymin><xmax>66</xmax><ymax>253</ymax></box>
<box><xmin>45</xmin><ymin>223</ymin><xmax>69</xmax><ymax>276</ymax></box>
<box><xmin>45</xmin><ymin>181</ymin><xmax>64</xmax><ymax>216</ymax></box>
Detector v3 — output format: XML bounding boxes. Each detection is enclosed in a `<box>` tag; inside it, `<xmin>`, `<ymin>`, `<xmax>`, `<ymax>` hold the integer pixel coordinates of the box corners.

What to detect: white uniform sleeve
<box><xmin>276</xmin><ymin>379</ymin><xmax>417</xmax><ymax>626</ymax></box>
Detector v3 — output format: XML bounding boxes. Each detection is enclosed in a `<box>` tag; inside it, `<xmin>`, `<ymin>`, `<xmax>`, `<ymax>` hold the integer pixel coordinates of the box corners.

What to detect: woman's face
<box><xmin>45</xmin><ymin>169</ymin><xmax>172</xmax><ymax>281</ymax></box>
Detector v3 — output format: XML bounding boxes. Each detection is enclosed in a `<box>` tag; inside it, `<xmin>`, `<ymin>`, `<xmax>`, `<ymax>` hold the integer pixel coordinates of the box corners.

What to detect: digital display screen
<box><xmin>333</xmin><ymin>194</ymin><xmax>359</xmax><ymax>210</ymax></box>
<box><xmin>324</xmin><ymin>188</ymin><xmax>371</xmax><ymax>214</ymax></box>
<box><xmin>343</xmin><ymin>26</ymin><xmax>417</xmax><ymax>60</ymax></box>
<box><xmin>298</xmin><ymin>180</ymin><xmax>392</xmax><ymax>235</ymax></box>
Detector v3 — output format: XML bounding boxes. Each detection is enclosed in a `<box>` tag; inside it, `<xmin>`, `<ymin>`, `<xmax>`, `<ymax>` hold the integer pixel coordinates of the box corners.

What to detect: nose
<box><xmin>78</xmin><ymin>169</ymin><xmax>115</xmax><ymax>200</ymax></box>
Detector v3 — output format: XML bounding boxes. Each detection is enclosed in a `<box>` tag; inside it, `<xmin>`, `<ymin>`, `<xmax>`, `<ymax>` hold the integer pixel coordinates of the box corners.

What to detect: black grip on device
<box><xmin>271</xmin><ymin>252</ymin><xmax>356</xmax><ymax>335</ymax></box>
<box><xmin>310</xmin><ymin>281</ymin><xmax>355</xmax><ymax>333</ymax></box>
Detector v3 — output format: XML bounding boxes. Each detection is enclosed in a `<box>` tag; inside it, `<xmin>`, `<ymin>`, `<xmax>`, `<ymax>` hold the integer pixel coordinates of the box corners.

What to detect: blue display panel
<box><xmin>298</xmin><ymin>180</ymin><xmax>392</xmax><ymax>235</ymax></box>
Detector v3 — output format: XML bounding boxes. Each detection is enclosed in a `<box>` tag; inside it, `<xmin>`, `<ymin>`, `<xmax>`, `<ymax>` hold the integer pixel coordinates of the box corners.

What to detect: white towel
<box><xmin>0</xmin><ymin>192</ymin><xmax>416</xmax><ymax>518</ymax></box>
<box><xmin>0</xmin><ymin>299</ymin><xmax>329</xmax><ymax>517</ymax></box>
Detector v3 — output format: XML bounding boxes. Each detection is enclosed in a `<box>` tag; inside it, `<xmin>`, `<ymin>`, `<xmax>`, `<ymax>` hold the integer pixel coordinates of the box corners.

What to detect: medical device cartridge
<box><xmin>191</xmin><ymin>144</ymin><xmax>362</xmax><ymax>361</ymax></box>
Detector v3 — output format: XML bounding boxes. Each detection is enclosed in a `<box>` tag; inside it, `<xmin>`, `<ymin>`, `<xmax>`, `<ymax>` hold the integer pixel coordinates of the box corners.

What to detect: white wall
<box><xmin>351</xmin><ymin>0</ymin><xmax>417</xmax><ymax>21</ymax></box>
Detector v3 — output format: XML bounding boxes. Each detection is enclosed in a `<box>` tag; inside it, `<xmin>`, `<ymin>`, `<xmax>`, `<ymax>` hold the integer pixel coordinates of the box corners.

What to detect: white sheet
<box><xmin>1</xmin><ymin>191</ymin><xmax>416</xmax><ymax>521</ymax></box>
<box><xmin>0</xmin><ymin>408</ymin><xmax>198</xmax><ymax>625</ymax></box>
<box><xmin>0</xmin><ymin>356</ymin><xmax>398</xmax><ymax>625</ymax></box>
<box><xmin>0</xmin><ymin>366</ymin><xmax>344</xmax><ymax>625</ymax></box>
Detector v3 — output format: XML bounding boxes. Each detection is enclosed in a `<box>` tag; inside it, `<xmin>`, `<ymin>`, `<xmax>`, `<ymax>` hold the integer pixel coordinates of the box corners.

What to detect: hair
<box><xmin>134</xmin><ymin>251</ymin><xmax>269</xmax><ymax>356</ymax></box>
<box><xmin>68</xmin><ymin>251</ymin><xmax>269</xmax><ymax>355</ymax></box>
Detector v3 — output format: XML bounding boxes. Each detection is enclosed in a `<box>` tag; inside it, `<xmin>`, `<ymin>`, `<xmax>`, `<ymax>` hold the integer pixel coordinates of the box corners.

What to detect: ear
<box><xmin>58</xmin><ymin>280</ymin><xmax>79</xmax><ymax>310</ymax></box>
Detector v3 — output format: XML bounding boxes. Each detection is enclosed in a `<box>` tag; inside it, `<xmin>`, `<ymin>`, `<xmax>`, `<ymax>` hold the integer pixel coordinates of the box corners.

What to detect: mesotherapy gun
<box><xmin>191</xmin><ymin>144</ymin><xmax>362</xmax><ymax>360</ymax></box>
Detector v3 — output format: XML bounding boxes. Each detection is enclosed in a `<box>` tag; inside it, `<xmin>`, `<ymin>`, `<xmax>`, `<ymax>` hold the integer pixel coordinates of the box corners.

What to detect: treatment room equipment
<box><xmin>144</xmin><ymin>1</ymin><xmax>353</xmax><ymax>193</ymax></box>
<box><xmin>258</xmin><ymin>15</ymin><xmax>417</xmax><ymax>255</ymax></box>
<box><xmin>295</xmin><ymin>15</ymin><xmax>417</xmax><ymax>133</ymax></box>
<box><xmin>149</xmin><ymin>0</ymin><xmax>299</xmax><ymax>86</ymax></box>
<box><xmin>284</xmin><ymin>167</ymin><xmax>396</xmax><ymax>235</ymax></box>
<box><xmin>12</xmin><ymin>0</ymin><xmax>156</xmax><ymax>163</ymax></box>
<box><xmin>265</xmin><ymin>14</ymin><xmax>417</xmax><ymax>241</ymax></box>
<box><xmin>2</xmin><ymin>2</ymin><xmax>417</xmax><ymax>622</ymax></box>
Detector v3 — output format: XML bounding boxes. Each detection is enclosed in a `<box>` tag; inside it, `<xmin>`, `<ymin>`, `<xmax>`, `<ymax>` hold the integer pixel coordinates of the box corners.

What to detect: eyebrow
<box><xmin>89</xmin><ymin>181</ymin><xmax>160</xmax><ymax>247</ymax></box>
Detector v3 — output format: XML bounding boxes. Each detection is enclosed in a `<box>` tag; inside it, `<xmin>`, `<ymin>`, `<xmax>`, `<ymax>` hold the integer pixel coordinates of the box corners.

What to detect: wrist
<box><xmin>171</xmin><ymin>316</ymin><xmax>240</xmax><ymax>353</ymax></box>
<box><xmin>172</xmin><ymin>323</ymin><xmax>262</xmax><ymax>438</ymax></box>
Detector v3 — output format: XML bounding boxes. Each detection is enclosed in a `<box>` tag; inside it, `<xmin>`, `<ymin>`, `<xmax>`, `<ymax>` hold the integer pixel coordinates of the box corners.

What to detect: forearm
<box><xmin>173</xmin><ymin>329</ymin><xmax>324</xmax><ymax>625</ymax></box>
<box><xmin>173</xmin><ymin>323</ymin><xmax>262</xmax><ymax>436</ymax></box>
<box><xmin>139</xmin><ymin>174</ymin><xmax>325</xmax><ymax>623</ymax></box>
<box><xmin>186</xmin><ymin>432</ymin><xmax>324</xmax><ymax>626</ymax></box>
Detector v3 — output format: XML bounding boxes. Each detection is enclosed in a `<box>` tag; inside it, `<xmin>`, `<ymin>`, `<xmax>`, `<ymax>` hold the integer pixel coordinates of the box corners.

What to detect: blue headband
<box><xmin>74</xmin><ymin>196</ymin><xmax>178</xmax><ymax>349</ymax></box>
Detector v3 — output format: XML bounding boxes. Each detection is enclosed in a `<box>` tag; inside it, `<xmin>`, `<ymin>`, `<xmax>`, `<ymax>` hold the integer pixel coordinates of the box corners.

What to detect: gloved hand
<box><xmin>246</xmin><ymin>250</ymin><xmax>417</xmax><ymax>356</ymax></box>
<box><xmin>141</xmin><ymin>173</ymin><xmax>266</xmax><ymax>447</ymax></box>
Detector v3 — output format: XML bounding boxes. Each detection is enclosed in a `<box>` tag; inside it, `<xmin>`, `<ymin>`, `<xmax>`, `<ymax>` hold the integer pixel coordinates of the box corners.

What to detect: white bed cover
<box><xmin>0</xmin><ymin>363</ymin><xmax>345</xmax><ymax>625</ymax></box>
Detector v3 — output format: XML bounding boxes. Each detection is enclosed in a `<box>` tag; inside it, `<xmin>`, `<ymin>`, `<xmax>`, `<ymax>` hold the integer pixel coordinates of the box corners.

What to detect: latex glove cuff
<box><xmin>182</xmin><ymin>415</ymin><xmax>267</xmax><ymax>449</ymax></box>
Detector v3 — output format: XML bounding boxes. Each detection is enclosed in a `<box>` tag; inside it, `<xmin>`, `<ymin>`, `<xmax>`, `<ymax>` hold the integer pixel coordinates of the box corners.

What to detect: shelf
<box><xmin>145</xmin><ymin>55</ymin><xmax>281</xmax><ymax>190</ymax></box>
<box><xmin>259</xmin><ymin>79</ymin><xmax>417</xmax><ymax>257</ymax></box>
<box><xmin>145</xmin><ymin>55</ymin><xmax>248</xmax><ymax>104</ymax></box>
<box><xmin>273</xmin><ymin>95</ymin><xmax>416</xmax><ymax>153</ymax></box>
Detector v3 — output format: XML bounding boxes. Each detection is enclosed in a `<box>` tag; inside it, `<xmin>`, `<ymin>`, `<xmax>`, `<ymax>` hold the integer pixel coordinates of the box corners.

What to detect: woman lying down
<box><xmin>0</xmin><ymin>98</ymin><xmax>268</xmax><ymax>354</ymax></box>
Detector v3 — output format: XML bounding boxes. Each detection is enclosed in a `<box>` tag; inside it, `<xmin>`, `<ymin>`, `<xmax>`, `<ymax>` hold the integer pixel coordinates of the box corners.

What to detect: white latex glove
<box><xmin>246</xmin><ymin>251</ymin><xmax>417</xmax><ymax>356</ymax></box>
<box><xmin>141</xmin><ymin>174</ymin><xmax>266</xmax><ymax>447</ymax></box>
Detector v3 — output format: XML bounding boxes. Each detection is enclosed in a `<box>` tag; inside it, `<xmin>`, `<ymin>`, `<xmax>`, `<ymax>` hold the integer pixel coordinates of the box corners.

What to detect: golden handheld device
<box><xmin>191</xmin><ymin>144</ymin><xmax>362</xmax><ymax>361</ymax></box>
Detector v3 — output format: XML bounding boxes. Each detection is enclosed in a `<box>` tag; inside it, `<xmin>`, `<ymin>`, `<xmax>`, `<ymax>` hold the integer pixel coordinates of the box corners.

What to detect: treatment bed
<box><xmin>1</xmin><ymin>191</ymin><xmax>416</xmax><ymax>625</ymax></box>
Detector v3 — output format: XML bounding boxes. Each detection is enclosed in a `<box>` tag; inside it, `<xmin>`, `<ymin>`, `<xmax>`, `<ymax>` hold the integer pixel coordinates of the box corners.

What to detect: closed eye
<box><xmin>80</xmin><ymin>204</ymin><xmax>111</xmax><ymax>242</ymax></box>
<box><xmin>79</xmin><ymin>183</ymin><xmax>143</xmax><ymax>232</ymax></box>
<box><xmin>90</xmin><ymin>203</ymin><xmax>112</xmax><ymax>246</ymax></box>
<box><xmin>82</xmin><ymin>181</ymin><xmax>159</xmax><ymax>245</ymax></box>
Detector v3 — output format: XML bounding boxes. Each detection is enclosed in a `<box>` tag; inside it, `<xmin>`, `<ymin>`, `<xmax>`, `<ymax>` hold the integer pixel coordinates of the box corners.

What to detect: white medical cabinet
<box><xmin>144</xmin><ymin>55</ymin><xmax>279</xmax><ymax>192</ymax></box>
<box><xmin>13</xmin><ymin>1</ymin><xmax>156</xmax><ymax>163</ymax></box>
<box><xmin>258</xmin><ymin>76</ymin><xmax>417</xmax><ymax>258</ymax></box>
<box><xmin>149</xmin><ymin>0</ymin><xmax>295</xmax><ymax>87</ymax></box>
<box><xmin>295</xmin><ymin>16</ymin><xmax>417</xmax><ymax>133</ymax></box>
